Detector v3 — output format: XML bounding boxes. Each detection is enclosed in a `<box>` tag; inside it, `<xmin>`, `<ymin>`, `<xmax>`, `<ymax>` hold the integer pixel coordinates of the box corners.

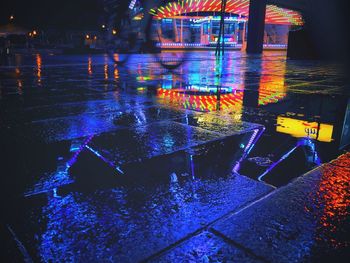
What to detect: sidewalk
<box><xmin>148</xmin><ymin>152</ymin><xmax>350</xmax><ymax>262</ymax></box>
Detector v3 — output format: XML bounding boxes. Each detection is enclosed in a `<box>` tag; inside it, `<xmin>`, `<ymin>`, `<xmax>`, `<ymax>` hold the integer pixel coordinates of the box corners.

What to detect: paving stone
<box><xmin>330</xmin><ymin>152</ymin><xmax>350</xmax><ymax>167</ymax></box>
<box><xmin>11</xmin><ymin>173</ymin><xmax>273</xmax><ymax>262</ymax></box>
<box><xmin>1</xmin><ymin>51</ymin><xmax>349</xmax><ymax>262</ymax></box>
<box><xmin>213</xmin><ymin>162</ymin><xmax>350</xmax><ymax>262</ymax></box>
<box><xmin>88</xmin><ymin>121</ymin><xmax>222</xmax><ymax>165</ymax></box>
<box><xmin>150</xmin><ymin>231</ymin><xmax>263</xmax><ymax>263</ymax></box>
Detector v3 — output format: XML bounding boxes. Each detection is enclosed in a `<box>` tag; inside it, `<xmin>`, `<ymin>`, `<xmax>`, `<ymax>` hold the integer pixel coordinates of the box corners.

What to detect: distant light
<box><xmin>129</xmin><ymin>0</ymin><xmax>137</xmax><ymax>9</ymax></box>
<box><xmin>86</xmin><ymin>34</ymin><xmax>90</xmax><ymax>39</ymax></box>
<box><xmin>102</xmin><ymin>24</ymin><xmax>106</xmax><ymax>29</ymax></box>
<box><xmin>10</xmin><ymin>15</ymin><xmax>14</xmax><ymax>21</ymax></box>
<box><xmin>133</xmin><ymin>15</ymin><xmax>143</xmax><ymax>20</ymax></box>
<box><xmin>33</xmin><ymin>30</ymin><xmax>37</xmax><ymax>35</ymax></box>
<box><xmin>94</xmin><ymin>36</ymin><xmax>97</xmax><ymax>40</ymax></box>
<box><xmin>112</xmin><ymin>29</ymin><xmax>117</xmax><ymax>35</ymax></box>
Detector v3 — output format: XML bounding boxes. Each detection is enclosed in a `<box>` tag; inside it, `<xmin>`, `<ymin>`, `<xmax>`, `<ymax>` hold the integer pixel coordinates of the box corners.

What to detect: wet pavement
<box><xmin>212</xmin><ymin>153</ymin><xmax>350</xmax><ymax>263</ymax></box>
<box><xmin>0</xmin><ymin>51</ymin><xmax>349</xmax><ymax>261</ymax></box>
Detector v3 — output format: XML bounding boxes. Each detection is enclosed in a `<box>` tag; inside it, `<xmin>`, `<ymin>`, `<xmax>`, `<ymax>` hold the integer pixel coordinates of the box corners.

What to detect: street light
<box><xmin>102</xmin><ymin>24</ymin><xmax>106</xmax><ymax>29</ymax></box>
<box><xmin>9</xmin><ymin>15</ymin><xmax>14</xmax><ymax>21</ymax></box>
<box><xmin>112</xmin><ymin>29</ymin><xmax>117</xmax><ymax>35</ymax></box>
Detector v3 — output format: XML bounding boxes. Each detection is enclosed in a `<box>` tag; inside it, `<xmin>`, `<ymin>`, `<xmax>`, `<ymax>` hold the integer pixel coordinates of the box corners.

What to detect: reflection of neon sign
<box><xmin>157</xmin><ymin>88</ymin><xmax>243</xmax><ymax>112</ymax></box>
<box><xmin>258</xmin><ymin>84</ymin><xmax>286</xmax><ymax>105</ymax></box>
<box><xmin>258</xmin><ymin>60</ymin><xmax>287</xmax><ymax>106</ymax></box>
<box><xmin>184</xmin><ymin>85</ymin><xmax>233</xmax><ymax>93</ymax></box>
<box><xmin>276</xmin><ymin>116</ymin><xmax>334</xmax><ymax>142</ymax></box>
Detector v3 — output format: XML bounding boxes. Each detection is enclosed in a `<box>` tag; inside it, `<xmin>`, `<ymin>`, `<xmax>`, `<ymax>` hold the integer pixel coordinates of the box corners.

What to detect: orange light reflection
<box><xmin>36</xmin><ymin>54</ymin><xmax>42</xmax><ymax>83</ymax></box>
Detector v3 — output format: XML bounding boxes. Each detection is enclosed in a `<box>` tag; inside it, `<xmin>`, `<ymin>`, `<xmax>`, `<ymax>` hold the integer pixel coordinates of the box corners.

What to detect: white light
<box><xmin>129</xmin><ymin>0</ymin><xmax>137</xmax><ymax>9</ymax></box>
<box><xmin>193</xmin><ymin>16</ymin><xmax>247</xmax><ymax>23</ymax></box>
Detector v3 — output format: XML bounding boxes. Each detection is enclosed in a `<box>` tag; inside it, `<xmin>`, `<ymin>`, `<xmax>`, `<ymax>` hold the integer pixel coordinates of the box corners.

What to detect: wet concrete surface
<box><xmin>150</xmin><ymin>231</ymin><xmax>263</xmax><ymax>263</ymax></box>
<box><xmin>212</xmin><ymin>153</ymin><xmax>350</xmax><ymax>263</ymax></box>
<box><xmin>1</xmin><ymin>51</ymin><xmax>349</xmax><ymax>261</ymax></box>
<box><xmin>8</xmin><ymin>168</ymin><xmax>272</xmax><ymax>262</ymax></box>
<box><xmin>148</xmin><ymin>153</ymin><xmax>350</xmax><ymax>262</ymax></box>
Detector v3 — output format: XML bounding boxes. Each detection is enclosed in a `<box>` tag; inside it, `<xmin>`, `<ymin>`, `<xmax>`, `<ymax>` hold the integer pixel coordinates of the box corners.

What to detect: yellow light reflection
<box><xmin>137</xmin><ymin>87</ymin><xmax>147</xmax><ymax>94</ymax></box>
<box><xmin>113</xmin><ymin>54</ymin><xmax>119</xmax><ymax>63</ymax></box>
<box><xmin>276</xmin><ymin>116</ymin><xmax>333</xmax><ymax>142</ymax></box>
<box><xmin>17</xmin><ymin>80</ymin><xmax>23</xmax><ymax>95</ymax></box>
<box><xmin>36</xmin><ymin>54</ymin><xmax>42</xmax><ymax>83</ymax></box>
<box><xmin>114</xmin><ymin>66</ymin><xmax>119</xmax><ymax>80</ymax></box>
<box><xmin>258</xmin><ymin>59</ymin><xmax>287</xmax><ymax>106</ymax></box>
<box><xmin>104</xmin><ymin>64</ymin><xmax>108</xmax><ymax>80</ymax></box>
<box><xmin>88</xmin><ymin>57</ymin><xmax>92</xmax><ymax>75</ymax></box>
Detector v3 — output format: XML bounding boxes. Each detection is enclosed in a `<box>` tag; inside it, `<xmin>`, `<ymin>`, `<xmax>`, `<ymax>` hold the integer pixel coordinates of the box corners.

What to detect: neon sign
<box><xmin>151</xmin><ymin>0</ymin><xmax>303</xmax><ymax>26</ymax></box>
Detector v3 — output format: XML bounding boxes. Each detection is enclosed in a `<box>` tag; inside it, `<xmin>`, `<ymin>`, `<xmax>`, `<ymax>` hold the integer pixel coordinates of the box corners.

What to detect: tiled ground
<box><xmin>152</xmin><ymin>152</ymin><xmax>350</xmax><ymax>262</ymax></box>
<box><xmin>1</xmin><ymin>51</ymin><xmax>349</xmax><ymax>261</ymax></box>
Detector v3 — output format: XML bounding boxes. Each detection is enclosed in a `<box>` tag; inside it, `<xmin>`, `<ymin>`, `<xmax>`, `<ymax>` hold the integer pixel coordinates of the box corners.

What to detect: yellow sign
<box><xmin>277</xmin><ymin>116</ymin><xmax>333</xmax><ymax>142</ymax></box>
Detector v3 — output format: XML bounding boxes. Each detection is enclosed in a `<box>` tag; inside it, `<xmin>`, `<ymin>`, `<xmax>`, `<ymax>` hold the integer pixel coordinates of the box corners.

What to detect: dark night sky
<box><xmin>0</xmin><ymin>0</ymin><xmax>104</xmax><ymax>29</ymax></box>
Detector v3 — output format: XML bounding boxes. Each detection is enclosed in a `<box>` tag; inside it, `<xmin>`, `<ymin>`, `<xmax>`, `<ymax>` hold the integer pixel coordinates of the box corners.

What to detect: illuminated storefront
<box><xmin>147</xmin><ymin>0</ymin><xmax>303</xmax><ymax>48</ymax></box>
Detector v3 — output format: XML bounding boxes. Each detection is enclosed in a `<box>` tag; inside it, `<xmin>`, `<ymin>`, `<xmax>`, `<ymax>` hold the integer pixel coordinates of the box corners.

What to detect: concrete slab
<box><xmin>213</xmin><ymin>162</ymin><xmax>350</xmax><ymax>262</ymax></box>
<box><xmin>1</xmin><ymin>51</ymin><xmax>349</xmax><ymax>262</ymax></box>
<box><xmin>22</xmin><ymin>106</ymin><xmax>200</xmax><ymax>143</ymax></box>
<box><xmin>150</xmin><ymin>231</ymin><xmax>263</xmax><ymax>262</ymax></box>
<box><xmin>11</xmin><ymin>173</ymin><xmax>273</xmax><ymax>262</ymax></box>
<box><xmin>88</xmin><ymin>121</ymin><xmax>222</xmax><ymax>165</ymax></box>
<box><xmin>174</xmin><ymin>113</ymin><xmax>263</xmax><ymax>136</ymax></box>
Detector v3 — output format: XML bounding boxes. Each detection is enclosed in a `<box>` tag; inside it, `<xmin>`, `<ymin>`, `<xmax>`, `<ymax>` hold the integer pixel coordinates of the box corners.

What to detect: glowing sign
<box><xmin>193</xmin><ymin>16</ymin><xmax>247</xmax><ymax>23</ymax></box>
<box><xmin>277</xmin><ymin>116</ymin><xmax>334</xmax><ymax>142</ymax></box>
<box><xmin>151</xmin><ymin>0</ymin><xmax>303</xmax><ymax>25</ymax></box>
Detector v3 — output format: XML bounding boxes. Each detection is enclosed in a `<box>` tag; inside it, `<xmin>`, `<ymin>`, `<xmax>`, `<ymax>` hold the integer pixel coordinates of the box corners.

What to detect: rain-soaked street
<box><xmin>1</xmin><ymin>51</ymin><xmax>350</xmax><ymax>262</ymax></box>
